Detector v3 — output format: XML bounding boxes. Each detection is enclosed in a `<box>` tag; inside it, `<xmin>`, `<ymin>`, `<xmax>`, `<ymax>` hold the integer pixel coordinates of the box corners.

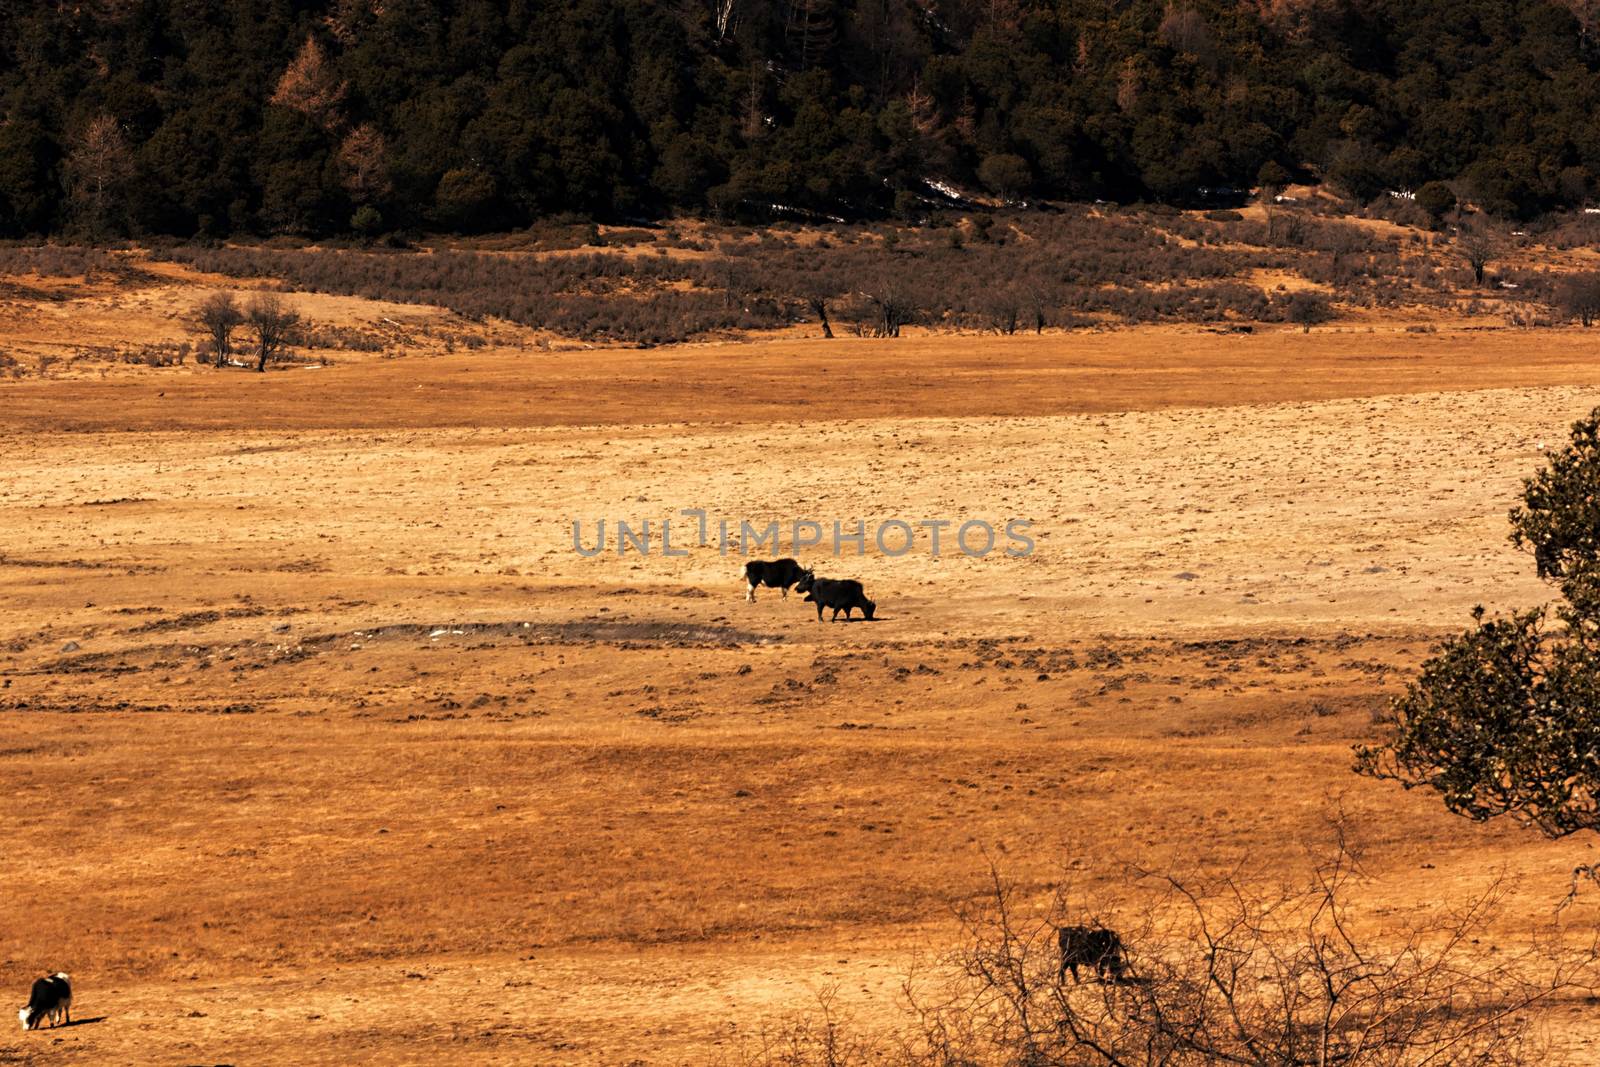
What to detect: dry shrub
<box><xmin>733</xmin><ymin>832</ymin><xmax>1597</xmax><ymax>1067</ymax></box>
<box><xmin>137</xmin><ymin>208</ymin><xmax>1598</xmax><ymax>343</ymax></box>
<box><xmin>119</xmin><ymin>341</ymin><xmax>188</xmax><ymax>366</ymax></box>
<box><xmin>0</xmin><ymin>245</ymin><xmax>154</xmax><ymax>284</ymax></box>
<box><xmin>294</xmin><ymin>322</ymin><xmax>387</xmax><ymax>352</ymax></box>
<box><xmin>147</xmin><ymin>213</ymin><xmax>1267</xmax><ymax>343</ymax></box>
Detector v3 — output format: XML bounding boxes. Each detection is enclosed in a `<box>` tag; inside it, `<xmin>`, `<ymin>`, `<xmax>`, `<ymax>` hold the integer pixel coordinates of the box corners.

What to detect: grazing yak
<box><xmin>18</xmin><ymin>973</ymin><xmax>71</xmax><ymax>1030</ymax></box>
<box><xmin>741</xmin><ymin>558</ymin><xmax>808</xmax><ymax>602</ymax></box>
<box><xmin>1057</xmin><ymin>926</ymin><xmax>1127</xmax><ymax>983</ymax></box>
<box><xmin>795</xmin><ymin>569</ymin><xmax>876</xmax><ymax>621</ymax></box>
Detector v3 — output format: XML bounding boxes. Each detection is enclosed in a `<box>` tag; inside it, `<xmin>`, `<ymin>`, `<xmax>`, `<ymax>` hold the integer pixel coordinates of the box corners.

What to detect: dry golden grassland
<box><xmin>5</xmin><ymin>245</ymin><xmax>1600</xmax><ymax>1063</ymax></box>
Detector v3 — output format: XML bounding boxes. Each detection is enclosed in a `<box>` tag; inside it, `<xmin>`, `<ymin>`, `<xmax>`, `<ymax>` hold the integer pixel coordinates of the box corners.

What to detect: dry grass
<box><xmin>7</xmin><ymin>258</ymin><xmax>1600</xmax><ymax>1061</ymax></box>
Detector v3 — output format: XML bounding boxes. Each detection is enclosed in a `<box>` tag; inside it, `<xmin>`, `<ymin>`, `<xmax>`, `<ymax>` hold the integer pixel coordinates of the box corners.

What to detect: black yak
<box><xmin>795</xmin><ymin>569</ymin><xmax>876</xmax><ymax>621</ymax></box>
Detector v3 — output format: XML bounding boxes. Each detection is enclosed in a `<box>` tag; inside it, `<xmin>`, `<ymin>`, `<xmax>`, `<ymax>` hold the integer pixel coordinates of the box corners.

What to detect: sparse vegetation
<box><xmin>737</xmin><ymin>835</ymin><xmax>1597</xmax><ymax>1066</ymax></box>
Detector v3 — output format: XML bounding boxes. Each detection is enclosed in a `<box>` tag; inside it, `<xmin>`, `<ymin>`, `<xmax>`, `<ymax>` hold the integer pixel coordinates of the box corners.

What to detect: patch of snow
<box><xmin>758</xmin><ymin>202</ymin><xmax>846</xmax><ymax>224</ymax></box>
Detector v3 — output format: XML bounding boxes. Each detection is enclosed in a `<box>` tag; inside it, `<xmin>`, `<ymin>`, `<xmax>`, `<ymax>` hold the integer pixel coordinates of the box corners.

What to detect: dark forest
<box><xmin>5</xmin><ymin>0</ymin><xmax>1600</xmax><ymax>237</ymax></box>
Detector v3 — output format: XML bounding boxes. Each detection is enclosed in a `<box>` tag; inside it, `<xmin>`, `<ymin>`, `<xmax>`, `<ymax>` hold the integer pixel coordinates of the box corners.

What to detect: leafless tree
<box><xmin>786</xmin><ymin>0</ymin><xmax>836</xmax><ymax>71</ymax></box>
<box><xmin>713</xmin><ymin>0</ymin><xmax>740</xmax><ymax>43</ymax></box>
<box><xmin>1460</xmin><ymin>225</ymin><xmax>1495</xmax><ymax>286</ymax></box>
<box><xmin>336</xmin><ymin>123</ymin><xmax>391</xmax><ymax>205</ymax></box>
<box><xmin>66</xmin><ymin>114</ymin><xmax>134</xmax><ymax>240</ymax></box>
<box><xmin>1271</xmin><ymin>209</ymin><xmax>1308</xmax><ymax>246</ymax></box>
<box><xmin>860</xmin><ymin>288</ymin><xmax>914</xmax><ymax>337</ymax></box>
<box><xmin>722</xmin><ymin>264</ymin><xmax>747</xmax><ymax>310</ymax></box>
<box><xmin>1028</xmin><ymin>287</ymin><xmax>1051</xmax><ymax>334</ymax></box>
<box><xmin>808</xmin><ymin>295</ymin><xmax>834</xmax><ymax>338</ymax></box>
<box><xmin>740</xmin><ymin>63</ymin><xmax>767</xmax><ymax>142</ymax></box>
<box><xmin>196</xmin><ymin>292</ymin><xmax>244</xmax><ymax>368</ymax></box>
<box><xmin>245</xmin><ymin>293</ymin><xmax>301</xmax><ymax>372</ymax></box>
<box><xmin>985</xmin><ymin>290</ymin><xmax>1020</xmax><ymax>334</ymax></box>
<box><xmin>727</xmin><ymin>984</ymin><xmax>885</xmax><ymax>1066</ymax></box>
<box><xmin>1158</xmin><ymin>6</ymin><xmax>1218</xmax><ymax>69</ymax></box>
<box><xmin>1556</xmin><ymin>272</ymin><xmax>1600</xmax><ymax>326</ymax></box>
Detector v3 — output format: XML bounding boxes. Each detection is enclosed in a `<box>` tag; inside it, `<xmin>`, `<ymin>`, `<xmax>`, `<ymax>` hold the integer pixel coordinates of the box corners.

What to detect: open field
<box><xmin>7</xmin><ymin>267</ymin><xmax>1600</xmax><ymax>1062</ymax></box>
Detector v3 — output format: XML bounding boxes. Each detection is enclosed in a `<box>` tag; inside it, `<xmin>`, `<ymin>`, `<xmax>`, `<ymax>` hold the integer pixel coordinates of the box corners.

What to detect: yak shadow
<box><xmin>47</xmin><ymin>1016</ymin><xmax>108</xmax><ymax>1028</ymax></box>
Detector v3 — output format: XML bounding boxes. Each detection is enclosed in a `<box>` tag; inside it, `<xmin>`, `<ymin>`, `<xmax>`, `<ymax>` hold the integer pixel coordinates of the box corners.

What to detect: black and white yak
<box><xmin>18</xmin><ymin>973</ymin><xmax>70</xmax><ymax>1030</ymax></box>
<box><xmin>741</xmin><ymin>558</ymin><xmax>808</xmax><ymax>602</ymax></box>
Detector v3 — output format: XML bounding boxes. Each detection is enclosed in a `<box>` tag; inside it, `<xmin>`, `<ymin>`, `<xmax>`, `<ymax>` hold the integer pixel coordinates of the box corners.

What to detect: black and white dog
<box><xmin>18</xmin><ymin>973</ymin><xmax>71</xmax><ymax>1030</ymax></box>
<box><xmin>741</xmin><ymin>558</ymin><xmax>807</xmax><ymax>602</ymax></box>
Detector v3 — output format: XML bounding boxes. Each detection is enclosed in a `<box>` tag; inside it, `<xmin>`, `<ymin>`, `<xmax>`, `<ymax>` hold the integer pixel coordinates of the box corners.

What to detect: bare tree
<box><xmin>1028</xmin><ymin>287</ymin><xmax>1052</xmax><ymax>334</ymax></box>
<box><xmin>336</xmin><ymin>123</ymin><xmax>391</xmax><ymax>205</ymax></box>
<box><xmin>807</xmin><ymin>295</ymin><xmax>834</xmax><ymax>338</ymax></box>
<box><xmin>739</xmin><ymin>63</ymin><xmax>767</xmax><ymax>142</ymax></box>
<box><xmin>1158</xmin><ymin>6</ymin><xmax>1218</xmax><ymax>69</ymax></box>
<box><xmin>1561</xmin><ymin>0</ymin><xmax>1600</xmax><ymax>45</ymax></box>
<box><xmin>245</xmin><ymin>293</ymin><xmax>301</xmax><ymax>373</ymax></box>
<box><xmin>1460</xmin><ymin>224</ymin><xmax>1495</xmax><ymax>286</ymax></box>
<box><xmin>728</xmin><ymin>984</ymin><xmax>884</xmax><ymax>1066</ymax></box>
<box><xmin>786</xmin><ymin>0</ymin><xmax>836</xmax><ymax>71</ymax></box>
<box><xmin>66</xmin><ymin>114</ymin><xmax>134</xmax><ymax>241</ymax></box>
<box><xmin>196</xmin><ymin>292</ymin><xmax>244</xmax><ymax>368</ymax></box>
<box><xmin>985</xmin><ymin>290</ymin><xmax>1020</xmax><ymax>334</ymax></box>
<box><xmin>1272</xmin><ymin>209</ymin><xmax>1308</xmax><ymax>246</ymax></box>
<box><xmin>1257</xmin><ymin>160</ymin><xmax>1290</xmax><ymax>237</ymax></box>
<box><xmin>712</xmin><ymin>0</ymin><xmax>740</xmax><ymax>43</ymax></box>
<box><xmin>861</xmin><ymin>288</ymin><xmax>913</xmax><ymax>337</ymax></box>
<box><xmin>1556</xmin><ymin>272</ymin><xmax>1600</xmax><ymax>326</ymax></box>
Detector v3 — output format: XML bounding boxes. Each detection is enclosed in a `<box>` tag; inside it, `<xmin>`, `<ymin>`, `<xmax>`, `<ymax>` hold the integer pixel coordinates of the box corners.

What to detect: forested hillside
<box><xmin>5</xmin><ymin>0</ymin><xmax>1600</xmax><ymax>238</ymax></box>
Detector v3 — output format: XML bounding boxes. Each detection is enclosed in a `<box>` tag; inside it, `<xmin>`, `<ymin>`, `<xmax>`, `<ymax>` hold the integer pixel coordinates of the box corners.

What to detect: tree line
<box><xmin>6</xmin><ymin>0</ymin><xmax>1600</xmax><ymax>239</ymax></box>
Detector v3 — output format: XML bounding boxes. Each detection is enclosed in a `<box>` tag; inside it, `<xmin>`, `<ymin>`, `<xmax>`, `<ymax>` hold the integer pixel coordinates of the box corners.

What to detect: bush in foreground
<box><xmin>730</xmin><ymin>830</ymin><xmax>1595</xmax><ymax>1066</ymax></box>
